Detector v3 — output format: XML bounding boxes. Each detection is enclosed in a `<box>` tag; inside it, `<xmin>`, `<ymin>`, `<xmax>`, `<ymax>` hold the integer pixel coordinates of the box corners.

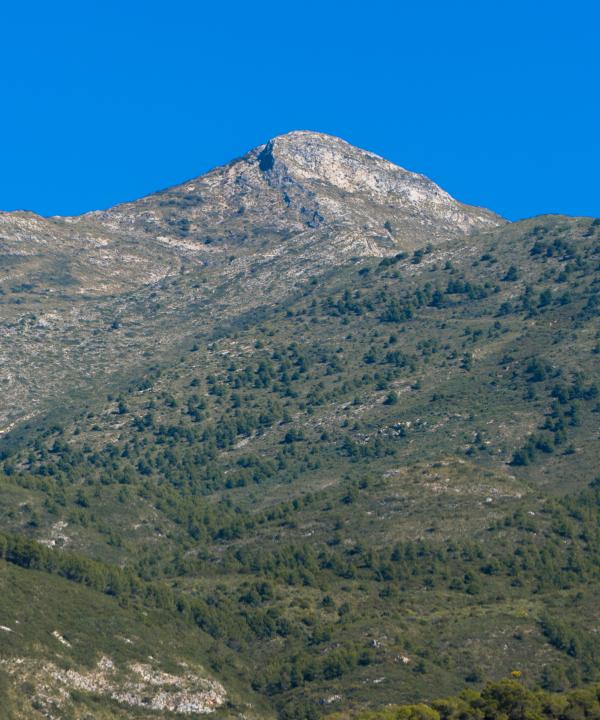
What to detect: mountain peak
<box><xmin>249</xmin><ymin>130</ymin><xmax>502</xmax><ymax>235</ymax></box>
<box><xmin>269</xmin><ymin>129</ymin><xmax>338</xmax><ymax>142</ymax></box>
<box><xmin>257</xmin><ymin>129</ymin><xmax>428</xmax><ymax>176</ymax></box>
<box><xmin>256</xmin><ymin>130</ymin><xmax>348</xmax><ymax>171</ymax></box>
<box><xmin>256</xmin><ymin>129</ymin><xmax>398</xmax><ymax>181</ymax></box>
<box><xmin>76</xmin><ymin>130</ymin><xmax>503</xmax><ymax>266</ymax></box>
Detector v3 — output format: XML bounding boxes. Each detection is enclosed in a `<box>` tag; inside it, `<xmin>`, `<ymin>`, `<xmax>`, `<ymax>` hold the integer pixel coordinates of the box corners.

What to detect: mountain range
<box><xmin>0</xmin><ymin>132</ymin><xmax>598</xmax><ymax>719</ymax></box>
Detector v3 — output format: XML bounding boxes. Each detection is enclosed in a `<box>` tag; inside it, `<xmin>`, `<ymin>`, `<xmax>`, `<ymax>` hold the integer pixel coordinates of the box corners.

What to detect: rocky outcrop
<box><xmin>0</xmin><ymin>655</ymin><xmax>227</xmax><ymax>716</ymax></box>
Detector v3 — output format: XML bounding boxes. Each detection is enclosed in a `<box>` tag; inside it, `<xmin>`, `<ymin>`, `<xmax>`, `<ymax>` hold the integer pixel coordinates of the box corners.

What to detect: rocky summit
<box><xmin>84</xmin><ymin>130</ymin><xmax>501</xmax><ymax>256</ymax></box>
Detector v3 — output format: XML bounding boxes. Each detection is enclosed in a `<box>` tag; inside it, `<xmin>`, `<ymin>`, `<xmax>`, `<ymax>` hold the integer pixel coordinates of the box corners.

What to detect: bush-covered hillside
<box><xmin>326</xmin><ymin>680</ymin><xmax>600</xmax><ymax>720</ymax></box>
<box><xmin>0</xmin><ymin>213</ymin><xmax>599</xmax><ymax>717</ymax></box>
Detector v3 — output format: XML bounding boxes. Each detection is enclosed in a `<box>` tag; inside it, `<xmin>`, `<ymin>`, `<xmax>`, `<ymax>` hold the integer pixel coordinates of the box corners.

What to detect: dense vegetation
<box><xmin>0</xmin><ymin>215</ymin><xmax>599</xmax><ymax>718</ymax></box>
<box><xmin>328</xmin><ymin>680</ymin><xmax>600</xmax><ymax>720</ymax></box>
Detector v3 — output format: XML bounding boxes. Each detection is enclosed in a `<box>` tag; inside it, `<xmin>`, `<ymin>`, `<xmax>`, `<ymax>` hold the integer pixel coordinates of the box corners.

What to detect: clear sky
<box><xmin>1</xmin><ymin>1</ymin><xmax>598</xmax><ymax>221</ymax></box>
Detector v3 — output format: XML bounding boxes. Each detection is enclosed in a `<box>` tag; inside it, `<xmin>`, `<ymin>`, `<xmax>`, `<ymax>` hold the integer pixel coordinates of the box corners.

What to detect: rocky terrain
<box><xmin>0</xmin><ymin>655</ymin><xmax>226</xmax><ymax>717</ymax></box>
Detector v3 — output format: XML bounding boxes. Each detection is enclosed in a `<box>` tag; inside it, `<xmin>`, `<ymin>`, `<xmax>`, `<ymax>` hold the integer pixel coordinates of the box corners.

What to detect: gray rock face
<box><xmin>0</xmin><ymin>131</ymin><xmax>504</xmax><ymax>432</ymax></box>
<box><xmin>252</xmin><ymin>131</ymin><xmax>498</xmax><ymax>239</ymax></box>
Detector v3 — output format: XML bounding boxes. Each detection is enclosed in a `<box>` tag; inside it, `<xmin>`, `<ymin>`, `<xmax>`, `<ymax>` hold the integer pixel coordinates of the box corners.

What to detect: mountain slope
<box><xmin>0</xmin><ymin>551</ymin><xmax>269</xmax><ymax>719</ymax></box>
<box><xmin>0</xmin><ymin>135</ymin><xmax>598</xmax><ymax>719</ymax></box>
<box><xmin>0</xmin><ymin>206</ymin><xmax>598</xmax><ymax>717</ymax></box>
<box><xmin>0</xmin><ymin>131</ymin><xmax>502</xmax><ymax>436</ymax></box>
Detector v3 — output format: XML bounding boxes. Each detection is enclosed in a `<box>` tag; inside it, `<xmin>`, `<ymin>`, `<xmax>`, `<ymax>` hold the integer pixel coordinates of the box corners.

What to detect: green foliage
<box><xmin>336</xmin><ymin>680</ymin><xmax>600</xmax><ymax>720</ymax></box>
<box><xmin>0</xmin><ymin>215</ymin><xmax>599</xmax><ymax>717</ymax></box>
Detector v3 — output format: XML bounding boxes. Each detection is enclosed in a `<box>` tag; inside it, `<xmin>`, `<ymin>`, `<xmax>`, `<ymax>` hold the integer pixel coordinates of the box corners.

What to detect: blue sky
<box><xmin>1</xmin><ymin>1</ymin><xmax>598</xmax><ymax>220</ymax></box>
